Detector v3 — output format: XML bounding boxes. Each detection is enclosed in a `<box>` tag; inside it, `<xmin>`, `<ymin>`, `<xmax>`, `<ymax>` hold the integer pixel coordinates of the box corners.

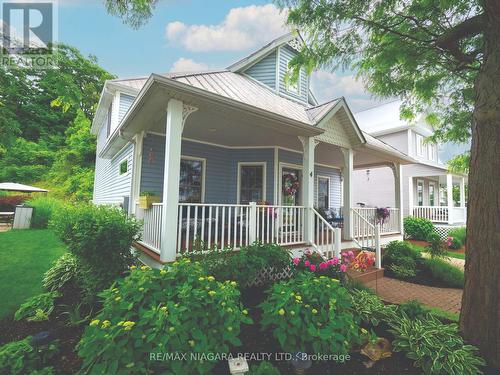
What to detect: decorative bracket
<box><xmin>182</xmin><ymin>104</ymin><xmax>198</xmax><ymax>129</ymax></box>
<box><xmin>298</xmin><ymin>136</ymin><xmax>320</xmax><ymax>149</ymax></box>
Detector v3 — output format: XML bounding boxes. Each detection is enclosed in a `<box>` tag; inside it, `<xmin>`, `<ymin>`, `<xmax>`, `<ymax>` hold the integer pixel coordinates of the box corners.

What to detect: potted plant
<box><xmin>138</xmin><ymin>191</ymin><xmax>160</xmax><ymax>209</ymax></box>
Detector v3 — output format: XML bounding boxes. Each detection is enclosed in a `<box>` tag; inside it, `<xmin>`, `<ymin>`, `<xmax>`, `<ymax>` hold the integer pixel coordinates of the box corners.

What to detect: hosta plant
<box><xmin>42</xmin><ymin>253</ymin><xmax>81</xmax><ymax>292</ymax></box>
<box><xmin>77</xmin><ymin>259</ymin><xmax>252</xmax><ymax>374</ymax></box>
<box><xmin>14</xmin><ymin>292</ymin><xmax>60</xmax><ymax>322</ymax></box>
<box><xmin>260</xmin><ymin>272</ymin><xmax>361</xmax><ymax>355</ymax></box>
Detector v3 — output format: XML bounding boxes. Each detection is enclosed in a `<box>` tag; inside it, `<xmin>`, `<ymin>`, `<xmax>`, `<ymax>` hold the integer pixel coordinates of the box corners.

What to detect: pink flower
<box><xmin>319</xmin><ymin>262</ymin><xmax>328</xmax><ymax>270</ymax></box>
<box><xmin>304</xmin><ymin>260</ymin><xmax>310</xmax><ymax>267</ymax></box>
<box><xmin>310</xmin><ymin>264</ymin><xmax>317</xmax><ymax>272</ymax></box>
<box><xmin>292</xmin><ymin>257</ymin><xmax>300</xmax><ymax>265</ymax></box>
<box><xmin>304</xmin><ymin>249</ymin><xmax>311</xmax><ymax>255</ymax></box>
<box><xmin>347</xmin><ymin>251</ymin><xmax>354</xmax><ymax>258</ymax></box>
<box><xmin>331</xmin><ymin>257</ymin><xmax>339</xmax><ymax>265</ymax></box>
<box><xmin>340</xmin><ymin>264</ymin><xmax>347</xmax><ymax>272</ymax></box>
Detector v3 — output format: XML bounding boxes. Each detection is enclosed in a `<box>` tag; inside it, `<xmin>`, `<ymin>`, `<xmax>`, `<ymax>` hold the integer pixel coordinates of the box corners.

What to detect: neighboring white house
<box><xmin>352</xmin><ymin>101</ymin><xmax>467</xmax><ymax>231</ymax></box>
<box><xmin>90</xmin><ymin>33</ymin><xmax>415</xmax><ymax>266</ymax></box>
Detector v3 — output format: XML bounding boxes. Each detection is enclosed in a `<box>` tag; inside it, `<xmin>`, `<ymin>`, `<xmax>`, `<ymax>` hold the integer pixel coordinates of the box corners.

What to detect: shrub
<box><xmin>447</xmin><ymin>227</ymin><xmax>466</xmax><ymax>249</ymax></box>
<box><xmin>426</xmin><ymin>232</ymin><xmax>447</xmax><ymax>258</ymax></box>
<box><xmin>388</xmin><ymin>264</ymin><xmax>417</xmax><ymax>279</ymax></box>
<box><xmin>291</xmin><ymin>249</ymin><xmax>348</xmax><ymax>280</ymax></box>
<box><xmin>404</xmin><ymin>217</ymin><xmax>436</xmax><ymax>240</ymax></box>
<box><xmin>422</xmin><ymin>258</ymin><xmax>464</xmax><ymax>288</ymax></box>
<box><xmin>14</xmin><ymin>292</ymin><xmax>60</xmax><ymax>322</ymax></box>
<box><xmin>51</xmin><ymin>204</ymin><xmax>141</xmax><ymax>293</ymax></box>
<box><xmin>0</xmin><ymin>337</ymin><xmax>57</xmax><ymax>375</ymax></box>
<box><xmin>42</xmin><ymin>253</ymin><xmax>81</xmax><ymax>292</ymax></box>
<box><xmin>260</xmin><ymin>272</ymin><xmax>361</xmax><ymax>355</ymax></box>
<box><xmin>383</xmin><ymin>241</ymin><xmax>421</xmax><ymax>278</ymax></box>
<box><xmin>77</xmin><ymin>259</ymin><xmax>252</xmax><ymax>374</ymax></box>
<box><xmin>249</xmin><ymin>361</ymin><xmax>281</xmax><ymax>375</ymax></box>
<box><xmin>26</xmin><ymin>196</ymin><xmax>65</xmax><ymax>229</ymax></box>
<box><xmin>186</xmin><ymin>242</ymin><xmax>291</xmax><ymax>286</ymax></box>
<box><xmin>398</xmin><ymin>300</ymin><xmax>428</xmax><ymax>320</ymax></box>
<box><xmin>349</xmin><ymin>289</ymin><xmax>398</xmax><ymax>327</ymax></box>
<box><xmin>390</xmin><ymin>315</ymin><xmax>485</xmax><ymax>374</ymax></box>
<box><xmin>0</xmin><ymin>195</ymin><xmax>28</xmax><ymax>211</ymax></box>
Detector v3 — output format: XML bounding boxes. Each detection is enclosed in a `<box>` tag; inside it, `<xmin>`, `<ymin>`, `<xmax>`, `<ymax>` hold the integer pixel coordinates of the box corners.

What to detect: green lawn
<box><xmin>0</xmin><ymin>229</ymin><xmax>66</xmax><ymax>319</ymax></box>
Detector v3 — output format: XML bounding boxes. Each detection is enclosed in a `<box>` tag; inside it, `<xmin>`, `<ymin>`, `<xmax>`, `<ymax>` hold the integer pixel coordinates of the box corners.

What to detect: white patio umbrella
<box><xmin>0</xmin><ymin>182</ymin><xmax>49</xmax><ymax>193</ymax></box>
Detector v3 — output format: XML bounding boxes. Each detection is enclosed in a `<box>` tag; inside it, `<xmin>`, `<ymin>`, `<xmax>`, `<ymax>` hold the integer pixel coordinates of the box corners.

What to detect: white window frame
<box><xmin>285</xmin><ymin>61</ymin><xmax>300</xmax><ymax>95</ymax></box>
<box><xmin>428</xmin><ymin>143</ymin><xmax>436</xmax><ymax>161</ymax></box>
<box><xmin>117</xmin><ymin>157</ymin><xmax>130</xmax><ymax>178</ymax></box>
<box><xmin>179</xmin><ymin>155</ymin><xmax>206</xmax><ymax>203</ymax></box>
<box><xmin>415</xmin><ymin>134</ymin><xmax>424</xmax><ymax>157</ymax></box>
<box><xmin>429</xmin><ymin>182</ymin><xmax>436</xmax><ymax>206</ymax></box>
<box><xmin>237</xmin><ymin>162</ymin><xmax>267</xmax><ymax>204</ymax></box>
<box><xmin>316</xmin><ymin>175</ymin><xmax>330</xmax><ymax>210</ymax></box>
<box><xmin>417</xmin><ymin>179</ymin><xmax>424</xmax><ymax>206</ymax></box>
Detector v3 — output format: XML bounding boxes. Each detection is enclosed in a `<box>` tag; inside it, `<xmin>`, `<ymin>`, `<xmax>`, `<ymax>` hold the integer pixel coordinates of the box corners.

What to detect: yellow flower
<box><xmin>112</xmin><ymin>288</ymin><xmax>118</xmax><ymax>293</ymax></box>
<box><xmin>130</xmin><ymin>266</ymin><xmax>137</xmax><ymax>270</ymax></box>
<box><xmin>160</xmin><ymin>269</ymin><xmax>167</xmax><ymax>275</ymax></box>
<box><xmin>312</xmin><ymin>309</ymin><xmax>318</xmax><ymax>315</ymax></box>
<box><xmin>90</xmin><ymin>319</ymin><xmax>100</xmax><ymax>326</ymax></box>
<box><xmin>139</xmin><ymin>287</ymin><xmax>144</xmax><ymax>292</ymax></box>
<box><xmin>101</xmin><ymin>320</ymin><xmax>111</xmax><ymax>328</ymax></box>
<box><xmin>319</xmin><ymin>276</ymin><xmax>326</xmax><ymax>279</ymax></box>
<box><xmin>198</xmin><ymin>277</ymin><xmax>205</xmax><ymax>281</ymax></box>
<box><xmin>230</xmin><ymin>281</ymin><xmax>237</xmax><ymax>287</ymax></box>
<box><xmin>290</xmin><ymin>311</ymin><xmax>295</xmax><ymax>316</ymax></box>
<box><xmin>141</xmin><ymin>265</ymin><xmax>149</xmax><ymax>271</ymax></box>
<box><xmin>305</xmin><ymin>304</ymin><xmax>310</xmax><ymax>309</ymax></box>
<box><xmin>208</xmin><ymin>290</ymin><xmax>216</xmax><ymax>296</ymax></box>
<box><xmin>227</xmin><ymin>308</ymin><xmax>233</xmax><ymax>313</ymax></box>
<box><xmin>115</xmin><ymin>296</ymin><xmax>121</xmax><ymax>302</ymax></box>
<box><xmin>160</xmin><ymin>306</ymin><xmax>168</xmax><ymax>312</ymax></box>
<box><xmin>117</xmin><ymin>321</ymin><xmax>124</xmax><ymax>326</ymax></box>
<box><xmin>221</xmin><ymin>302</ymin><xmax>226</xmax><ymax>306</ymax></box>
<box><xmin>331</xmin><ymin>278</ymin><xmax>339</xmax><ymax>283</ymax></box>
<box><xmin>295</xmin><ymin>295</ymin><xmax>302</xmax><ymax>301</ymax></box>
<box><xmin>207</xmin><ymin>276</ymin><xmax>215</xmax><ymax>282</ymax></box>
<box><xmin>123</xmin><ymin>321</ymin><xmax>136</xmax><ymax>330</ymax></box>
<box><xmin>126</xmin><ymin>362</ymin><xmax>134</xmax><ymax>368</ymax></box>
<box><xmin>188</xmin><ymin>340</ymin><xmax>195</xmax><ymax>347</ymax></box>
<box><xmin>242</xmin><ymin>309</ymin><xmax>248</xmax><ymax>315</ymax></box>
<box><xmin>361</xmin><ymin>328</ymin><xmax>368</xmax><ymax>334</ymax></box>
<box><xmin>278</xmin><ymin>309</ymin><xmax>285</xmax><ymax>316</ymax></box>
<box><xmin>169</xmin><ymin>327</ymin><xmax>175</xmax><ymax>333</ymax></box>
<box><xmin>227</xmin><ymin>326</ymin><xmax>233</xmax><ymax>332</ymax></box>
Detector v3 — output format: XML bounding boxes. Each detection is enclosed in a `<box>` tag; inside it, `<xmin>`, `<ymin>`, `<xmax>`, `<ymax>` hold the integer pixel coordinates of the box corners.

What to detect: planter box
<box><xmin>138</xmin><ymin>195</ymin><xmax>160</xmax><ymax>209</ymax></box>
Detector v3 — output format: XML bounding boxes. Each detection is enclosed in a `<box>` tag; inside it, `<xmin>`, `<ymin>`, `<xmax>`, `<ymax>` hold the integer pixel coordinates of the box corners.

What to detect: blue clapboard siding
<box><xmin>244</xmin><ymin>50</ymin><xmax>277</xmax><ymax>89</ymax></box>
<box><xmin>140</xmin><ymin>135</ymin><xmax>274</xmax><ymax>203</ymax></box>
<box><xmin>93</xmin><ymin>127</ymin><xmax>134</xmax><ymax>205</ymax></box>
<box><xmin>118</xmin><ymin>93</ymin><xmax>135</xmax><ymax>123</ymax></box>
<box><xmin>277</xmin><ymin>149</ymin><xmax>341</xmax><ymax>209</ymax></box>
<box><xmin>278</xmin><ymin>45</ymin><xmax>309</xmax><ymax>103</ymax></box>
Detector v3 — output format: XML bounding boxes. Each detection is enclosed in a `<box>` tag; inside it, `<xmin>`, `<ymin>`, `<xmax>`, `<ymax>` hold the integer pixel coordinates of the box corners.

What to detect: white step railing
<box><xmin>136</xmin><ymin>203</ymin><xmax>162</xmax><ymax>252</ymax></box>
<box><xmin>352</xmin><ymin>207</ymin><xmax>400</xmax><ymax>234</ymax></box>
<box><xmin>255</xmin><ymin>204</ymin><xmax>306</xmax><ymax>246</ymax></box>
<box><xmin>413</xmin><ymin>206</ymin><xmax>448</xmax><ymax>223</ymax></box>
<box><xmin>352</xmin><ymin>208</ymin><xmax>381</xmax><ymax>268</ymax></box>
<box><xmin>312</xmin><ymin>208</ymin><xmax>341</xmax><ymax>258</ymax></box>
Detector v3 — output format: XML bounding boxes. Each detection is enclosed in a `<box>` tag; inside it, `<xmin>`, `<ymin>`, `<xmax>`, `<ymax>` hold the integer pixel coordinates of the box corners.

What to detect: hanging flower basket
<box><xmin>375</xmin><ymin>207</ymin><xmax>390</xmax><ymax>224</ymax></box>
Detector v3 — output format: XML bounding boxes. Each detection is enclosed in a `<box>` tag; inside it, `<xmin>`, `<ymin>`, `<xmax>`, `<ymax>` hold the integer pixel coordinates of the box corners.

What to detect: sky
<box><xmin>54</xmin><ymin>0</ymin><xmax>384</xmax><ymax>112</ymax></box>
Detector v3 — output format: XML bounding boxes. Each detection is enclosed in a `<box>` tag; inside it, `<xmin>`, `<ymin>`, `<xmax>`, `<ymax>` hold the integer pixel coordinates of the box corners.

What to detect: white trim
<box><xmin>279</xmin><ymin>162</ymin><xmax>303</xmax><ymax>206</ymax></box>
<box><xmin>180</xmin><ymin>155</ymin><xmax>206</xmax><ymax>203</ymax></box>
<box><xmin>117</xmin><ymin>156</ymin><xmax>130</xmax><ymax>178</ymax></box>
<box><xmin>110</xmin><ymin>91</ymin><xmax>120</xmax><ymax>137</ymax></box>
<box><xmin>415</xmin><ymin>134</ymin><xmax>424</xmax><ymax>157</ymax></box>
<box><xmin>130</xmin><ymin>132</ymin><xmax>144</xmax><ymax>211</ymax></box>
<box><xmin>273</xmin><ymin>147</ymin><xmax>279</xmax><ymax>204</ymax></box>
<box><xmin>237</xmin><ymin>162</ymin><xmax>267</xmax><ymax>204</ymax></box>
<box><xmin>275</xmin><ymin>46</ymin><xmax>281</xmax><ymax>93</ymax></box>
<box><xmin>416</xmin><ymin>179</ymin><xmax>424</xmax><ymax>206</ymax></box>
<box><xmin>316</xmin><ymin>175</ymin><xmax>331</xmax><ymax>209</ymax></box>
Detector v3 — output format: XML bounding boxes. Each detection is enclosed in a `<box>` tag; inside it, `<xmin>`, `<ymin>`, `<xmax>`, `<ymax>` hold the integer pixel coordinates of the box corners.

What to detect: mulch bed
<box><xmin>408</xmin><ymin>239</ymin><xmax>465</xmax><ymax>255</ymax></box>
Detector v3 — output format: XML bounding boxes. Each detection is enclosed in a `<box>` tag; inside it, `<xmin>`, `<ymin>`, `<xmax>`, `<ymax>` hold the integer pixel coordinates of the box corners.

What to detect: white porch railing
<box><xmin>352</xmin><ymin>207</ymin><xmax>400</xmax><ymax>234</ymax></box>
<box><xmin>136</xmin><ymin>203</ymin><xmax>162</xmax><ymax>252</ymax></box>
<box><xmin>255</xmin><ymin>204</ymin><xmax>306</xmax><ymax>246</ymax></box>
<box><xmin>413</xmin><ymin>206</ymin><xmax>449</xmax><ymax>223</ymax></box>
<box><xmin>312</xmin><ymin>208</ymin><xmax>341</xmax><ymax>258</ymax></box>
<box><xmin>352</xmin><ymin>208</ymin><xmax>381</xmax><ymax>268</ymax></box>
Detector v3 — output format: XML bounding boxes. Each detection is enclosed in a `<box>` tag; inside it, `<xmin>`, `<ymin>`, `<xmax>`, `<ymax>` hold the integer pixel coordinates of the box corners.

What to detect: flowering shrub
<box><xmin>375</xmin><ymin>207</ymin><xmax>390</xmax><ymax>224</ymax></box>
<box><xmin>447</xmin><ymin>227</ymin><xmax>466</xmax><ymax>249</ymax></box>
<box><xmin>292</xmin><ymin>249</ymin><xmax>348</xmax><ymax>279</ymax></box>
<box><xmin>349</xmin><ymin>251</ymin><xmax>375</xmax><ymax>272</ymax></box>
<box><xmin>77</xmin><ymin>259</ymin><xmax>252</xmax><ymax>374</ymax></box>
<box><xmin>260</xmin><ymin>272</ymin><xmax>361</xmax><ymax>355</ymax></box>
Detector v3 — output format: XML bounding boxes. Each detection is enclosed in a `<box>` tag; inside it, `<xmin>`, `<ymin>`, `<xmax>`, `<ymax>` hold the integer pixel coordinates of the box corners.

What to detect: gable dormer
<box><xmin>228</xmin><ymin>33</ymin><xmax>312</xmax><ymax>106</ymax></box>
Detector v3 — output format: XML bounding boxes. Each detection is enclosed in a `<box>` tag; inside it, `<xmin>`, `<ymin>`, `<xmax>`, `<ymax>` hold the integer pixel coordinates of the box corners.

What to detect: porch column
<box><xmin>299</xmin><ymin>136</ymin><xmax>317</xmax><ymax>245</ymax></box>
<box><xmin>341</xmin><ymin>148</ymin><xmax>354</xmax><ymax>240</ymax></box>
<box><xmin>130</xmin><ymin>131</ymin><xmax>145</xmax><ymax>216</ymax></box>
<box><xmin>459</xmin><ymin>177</ymin><xmax>466</xmax><ymax>207</ymax></box>
<box><xmin>408</xmin><ymin>177</ymin><xmax>414</xmax><ymax>217</ymax></box>
<box><xmin>391</xmin><ymin>163</ymin><xmax>404</xmax><ymax>234</ymax></box>
<box><xmin>446</xmin><ymin>173</ymin><xmax>454</xmax><ymax>224</ymax></box>
<box><xmin>160</xmin><ymin>99</ymin><xmax>197</xmax><ymax>262</ymax></box>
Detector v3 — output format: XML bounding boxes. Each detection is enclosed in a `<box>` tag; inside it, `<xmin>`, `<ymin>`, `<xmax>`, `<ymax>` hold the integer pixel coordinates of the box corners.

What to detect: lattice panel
<box><xmin>434</xmin><ymin>224</ymin><xmax>465</xmax><ymax>240</ymax></box>
<box><xmin>244</xmin><ymin>266</ymin><xmax>294</xmax><ymax>287</ymax></box>
<box><xmin>316</xmin><ymin>115</ymin><xmax>352</xmax><ymax>148</ymax></box>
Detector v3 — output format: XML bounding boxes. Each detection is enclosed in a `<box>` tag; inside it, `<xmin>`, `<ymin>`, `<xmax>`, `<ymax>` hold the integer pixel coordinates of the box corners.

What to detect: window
<box><xmin>317</xmin><ymin>176</ymin><xmax>330</xmax><ymax>210</ymax></box>
<box><xmin>416</xmin><ymin>134</ymin><xmax>424</xmax><ymax>156</ymax></box>
<box><xmin>429</xmin><ymin>183</ymin><xmax>435</xmax><ymax>206</ymax></box>
<box><xmin>106</xmin><ymin>102</ymin><xmax>113</xmax><ymax>138</ymax></box>
<box><xmin>428</xmin><ymin>144</ymin><xmax>436</xmax><ymax>161</ymax></box>
<box><xmin>417</xmin><ymin>180</ymin><xmax>424</xmax><ymax>206</ymax></box>
<box><xmin>119</xmin><ymin>159</ymin><xmax>128</xmax><ymax>175</ymax></box>
<box><xmin>285</xmin><ymin>62</ymin><xmax>300</xmax><ymax>94</ymax></box>
<box><xmin>179</xmin><ymin>158</ymin><xmax>204</xmax><ymax>203</ymax></box>
<box><xmin>238</xmin><ymin>164</ymin><xmax>265</xmax><ymax>204</ymax></box>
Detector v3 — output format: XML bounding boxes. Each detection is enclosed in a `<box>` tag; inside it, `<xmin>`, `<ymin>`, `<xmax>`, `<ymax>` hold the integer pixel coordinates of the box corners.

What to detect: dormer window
<box><xmin>285</xmin><ymin>62</ymin><xmax>300</xmax><ymax>94</ymax></box>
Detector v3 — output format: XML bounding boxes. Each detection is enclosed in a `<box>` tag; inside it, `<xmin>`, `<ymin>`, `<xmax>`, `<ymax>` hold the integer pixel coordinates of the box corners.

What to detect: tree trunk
<box><xmin>459</xmin><ymin>0</ymin><xmax>500</xmax><ymax>369</ymax></box>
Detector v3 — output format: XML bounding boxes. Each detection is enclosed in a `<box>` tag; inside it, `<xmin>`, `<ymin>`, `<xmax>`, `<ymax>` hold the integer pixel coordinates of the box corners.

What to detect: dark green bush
<box><xmin>422</xmin><ymin>258</ymin><xmax>464</xmax><ymax>288</ymax></box>
<box><xmin>403</xmin><ymin>217</ymin><xmax>436</xmax><ymax>240</ymax></box>
<box><xmin>390</xmin><ymin>315</ymin><xmax>485</xmax><ymax>374</ymax></box>
<box><xmin>26</xmin><ymin>197</ymin><xmax>65</xmax><ymax>229</ymax></box>
<box><xmin>398</xmin><ymin>300</ymin><xmax>428</xmax><ymax>320</ymax></box>
<box><xmin>185</xmin><ymin>242</ymin><xmax>291</xmax><ymax>286</ymax></box>
<box><xmin>447</xmin><ymin>227</ymin><xmax>466</xmax><ymax>249</ymax></box>
<box><xmin>388</xmin><ymin>264</ymin><xmax>417</xmax><ymax>279</ymax></box>
<box><xmin>249</xmin><ymin>361</ymin><xmax>281</xmax><ymax>375</ymax></box>
<box><xmin>51</xmin><ymin>204</ymin><xmax>141</xmax><ymax>294</ymax></box>
<box><xmin>0</xmin><ymin>336</ymin><xmax>57</xmax><ymax>374</ymax></box>
<box><xmin>77</xmin><ymin>259</ymin><xmax>251</xmax><ymax>374</ymax></box>
<box><xmin>426</xmin><ymin>232</ymin><xmax>447</xmax><ymax>258</ymax></box>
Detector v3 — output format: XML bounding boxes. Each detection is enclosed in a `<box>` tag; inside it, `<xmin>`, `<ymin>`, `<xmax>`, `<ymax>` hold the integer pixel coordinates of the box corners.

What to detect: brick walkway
<box><xmin>364</xmin><ymin>277</ymin><xmax>462</xmax><ymax>314</ymax></box>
